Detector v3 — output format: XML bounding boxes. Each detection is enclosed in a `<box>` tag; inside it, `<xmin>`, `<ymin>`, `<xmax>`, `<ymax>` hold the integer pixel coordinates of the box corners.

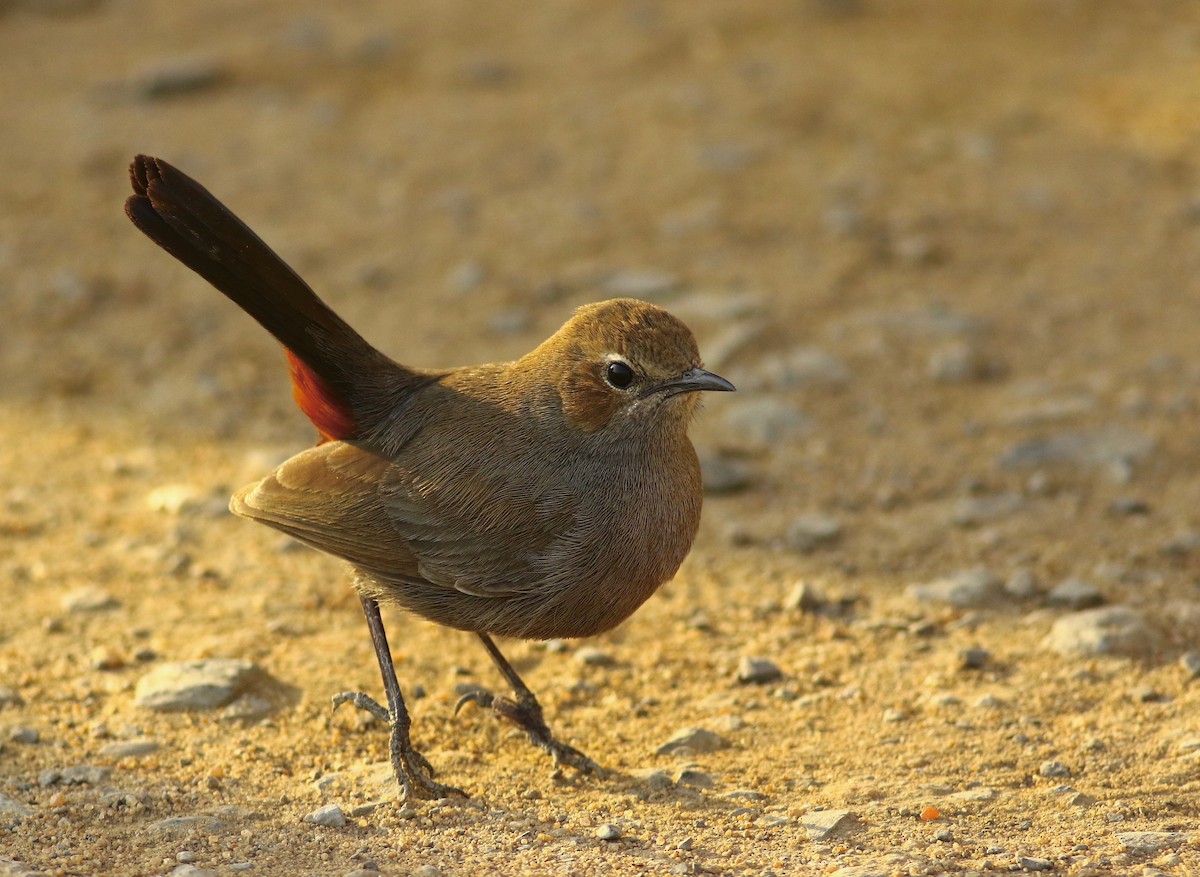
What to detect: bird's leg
<box><xmin>333</xmin><ymin>595</ymin><xmax>465</xmax><ymax>801</ymax></box>
<box><xmin>455</xmin><ymin>633</ymin><xmax>603</xmax><ymax>776</ymax></box>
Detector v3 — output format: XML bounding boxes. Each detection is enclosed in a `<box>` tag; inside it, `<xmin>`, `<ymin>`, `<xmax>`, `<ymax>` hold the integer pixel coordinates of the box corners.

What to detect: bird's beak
<box><xmin>646</xmin><ymin>366</ymin><xmax>736</xmax><ymax>398</ymax></box>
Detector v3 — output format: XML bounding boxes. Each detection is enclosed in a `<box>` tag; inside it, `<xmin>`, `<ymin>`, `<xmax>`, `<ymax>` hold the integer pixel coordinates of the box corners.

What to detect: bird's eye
<box><xmin>605</xmin><ymin>360</ymin><xmax>635</xmax><ymax>389</ymax></box>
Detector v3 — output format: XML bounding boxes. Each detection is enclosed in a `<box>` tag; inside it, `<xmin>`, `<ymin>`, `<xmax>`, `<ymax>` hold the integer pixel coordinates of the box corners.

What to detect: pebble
<box><xmin>785</xmin><ymin>515</ymin><xmax>842</xmax><ymax>552</ymax></box>
<box><xmin>0</xmin><ymin>793</ymin><xmax>33</xmax><ymax>826</ymax></box>
<box><xmin>801</xmin><ymin>809</ymin><xmax>862</xmax><ymax>841</ymax></box>
<box><xmin>573</xmin><ymin>646</ymin><xmax>613</xmax><ymax>666</ymax></box>
<box><xmin>1046</xmin><ymin>578</ymin><xmax>1103</xmax><ymax>609</ymax></box>
<box><xmin>8</xmin><ymin>727</ymin><xmax>38</xmax><ymax>744</ymax></box>
<box><xmin>699</xmin><ymin>453</ymin><xmax>752</xmax><ymax>494</ymax></box>
<box><xmin>1161</xmin><ymin>531</ymin><xmax>1200</xmax><ymax>556</ymax></box>
<box><xmin>1066</xmin><ymin>791</ymin><xmax>1096</xmax><ymax>808</ymax></box>
<box><xmin>959</xmin><ymin>647</ymin><xmax>990</xmax><ymax>669</ymax></box>
<box><xmin>997</xmin><ymin>427</ymin><xmax>1155</xmax><ymax>475</ymax></box>
<box><xmin>0</xmin><ymin>687</ymin><xmax>21</xmax><ymax>708</ymax></box>
<box><xmin>595</xmin><ymin>823</ymin><xmax>622</xmax><ymax>841</ymax></box>
<box><xmin>411</xmin><ymin>867</ymin><xmax>441</xmax><ymax>877</ymax></box>
<box><xmin>601</xmin><ymin>269</ymin><xmax>680</xmax><ymax>299</ymax></box>
<box><xmin>304</xmin><ymin>803</ymin><xmax>346</xmax><ymax>828</ymax></box>
<box><xmin>61</xmin><ymin>586</ymin><xmax>120</xmax><ymax>613</ymax></box>
<box><xmin>149</xmin><ymin>813</ymin><xmax>226</xmax><ymax>836</ymax></box>
<box><xmin>656</xmin><ymin>727</ymin><xmax>728</xmax><ymax>756</ymax></box>
<box><xmin>1016</xmin><ymin>856</ymin><xmax>1053</xmax><ymax>871</ymax></box>
<box><xmin>759</xmin><ymin>347</ymin><xmax>851</xmax><ymax>389</ymax></box>
<box><xmin>631</xmin><ymin>768</ymin><xmax>674</xmax><ymax>790</ymax></box>
<box><xmin>39</xmin><ymin>765</ymin><xmax>111</xmax><ymax>787</ymax></box>
<box><xmin>134</xmin><ymin>57</ymin><xmax>225</xmax><ymax>101</ymax></box>
<box><xmin>736</xmin><ymin>656</ymin><xmax>783</xmax><ymax>684</ymax></box>
<box><xmin>676</xmin><ymin>768</ymin><xmax>715</xmax><ymax>789</ymax></box>
<box><xmin>906</xmin><ymin>568</ymin><xmax>1005</xmax><ymax>608</ymax></box>
<box><xmin>1005</xmin><ymin>569</ymin><xmax>1039</xmax><ymax>599</ymax></box>
<box><xmin>1113</xmin><ymin>831</ymin><xmax>1189</xmax><ymax>854</ymax></box>
<box><xmin>99</xmin><ymin>739</ymin><xmax>161</xmax><ymax>759</ymax></box>
<box><xmin>1043</xmin><ymin>607</ymin><xmax>1153</xmax><ymax>658</ymax></box>
<box><xmin>928</xmin><ymin>341</ymin><xmax>992</xmax><ymax>383</ymax></box>
<box><xmin>722</xmin><ymin>397</ymin><xmax>811</xmax><ymax>449</ymax></box>
<box><xmin>134</xmin><ymin>659</ymin><xmax>263</xmax><ymax>712</ymax></box>
<box><xmin>784</xmin><ymin>580</ymin><xmax>823</xmax><ymax>612</ymax></box>
<box><xmin>1180</xmin><ymin>651</ymin><xmax>1200</xmax><ymax>677</ymax></box>
<box><xmin>948</xmin><ymin>787</ymin><xmax>998</xmax><ymax>802</ymax></box>
<box><xmin>951</xmin><ymin>492</ymin><xmax>1024</xmax><ymax>526</ymax></box>
<box><xmin>1038</xmin><ymin>760</ymin><xmax>1071</xmax><ymax>778</ymax></box>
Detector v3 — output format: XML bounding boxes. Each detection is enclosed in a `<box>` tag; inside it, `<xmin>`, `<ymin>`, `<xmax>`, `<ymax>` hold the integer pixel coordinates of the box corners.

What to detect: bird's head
<box><xmin>521</xmin><ymin>298</ymin><xmax>735</xmax><ymax>437</ymax></box>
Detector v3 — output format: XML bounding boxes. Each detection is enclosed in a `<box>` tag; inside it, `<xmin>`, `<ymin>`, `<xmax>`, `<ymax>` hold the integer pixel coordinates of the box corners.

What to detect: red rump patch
<box><xmin>285</xmin><ymin>350</ymin><xmax>356</xmax><ymax>442</ymax></box>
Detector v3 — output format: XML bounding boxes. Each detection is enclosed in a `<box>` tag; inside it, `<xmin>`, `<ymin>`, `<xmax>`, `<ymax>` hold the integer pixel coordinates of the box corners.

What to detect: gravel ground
<box><xmin>3</xmin><ymin>2</ymin><xmax>1200</xmax><ymax>875</ymax></box>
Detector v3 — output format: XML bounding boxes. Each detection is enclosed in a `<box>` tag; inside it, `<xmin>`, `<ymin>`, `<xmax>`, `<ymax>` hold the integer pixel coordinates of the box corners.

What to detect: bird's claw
<box><xmin>457</xmin><ymin>686</ymin><xmax>603</xmax><ymax>777</ymax></box>
<box><xmin>332</xmin><ymin>689</ymin><xmax>466</xmax><ymax>801</ymax></box>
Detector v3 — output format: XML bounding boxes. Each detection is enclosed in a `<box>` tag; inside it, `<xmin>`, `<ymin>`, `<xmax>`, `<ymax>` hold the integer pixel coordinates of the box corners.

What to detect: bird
<box><xmin>124</xmin><ymin>154</ymin><xmax>735</xmax><ymax>800</ymax></box>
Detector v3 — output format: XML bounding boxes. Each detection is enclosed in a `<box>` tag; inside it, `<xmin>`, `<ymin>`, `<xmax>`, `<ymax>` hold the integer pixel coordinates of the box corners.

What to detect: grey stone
<box><xmin>675</xmin><ymin>768</ymin><xmax>715</xmax><ymax>789</ymax></box>
<box><xmin>0</xmin><ymin>687</ymin><xmax>21</xmax><ymax>708</ymax></box>
<box><xmin>8</xmin><ymin>727</ymin><xmax>38</xmax><ymax>744</ymax></box>
<box><xmin>38</xmin><ymin>765</ymin><xmax>111</xmax><ymax>787</ymax></box>
<box><xmin>928</xmin><ymin>341</ymin><xmax>992</xmax><ymax>383</ymax></box>
<box><xmin>1005</xmin><ymin>569</ymin><xmax>1039</xmax><ymax>599</ymax></box>
<box><xmin>135</xmin><ymin>659</ymin><xmax>262</xmax><ymax>712</ymax></box>
<box><xmin>998</xmin><ymin>428</ymin><xmax>1154</xmax><ymax>473</ymax></box>
<box><xmin>304</xmin><ymin>803</ymin><xmax>346</xmax><ymax>828</ymax></box>
<box><xmin>631</xmin><ymin>768</ymin><xmax>674</xmax><ymax>790</ymax></box>
<box><xmin>1066</xmin><ymin>791</ymin><xmax>1096</xmax><ymax>808</ymax></box>
<box><xmin>801</xmin><ymin>809</ymin><xmax>862</xmax><ymax>841</ymax></box>
<box><xmin>951</xmin><ymin>492</ymin><xmax>1024</xmax><ymax>526</ymax></box>
<box><xmin>170</xmin><ymin>867</ymin><xmax>217</xmax><ymax>877</ymax></box>
<box><xmin>723</xmin><ymin>397</ymin><xmax>811</xmax><ymax>448</ymax></box>
<box><xmin>699</xmin><ymin>454</ymin><xmax>751</xmax><ymax>494</ymax></box>
<box><xmin>785</xmin><ymin>515</ymin><xmax>842</xmax><ymax>552</ymax></box>
<box><xmin>99</xmin><ymin>739</ymin><xmax>161</xmax><ymax>759</ymax></box>
<box><xmin>784</xmin><ymin>580</ymin><xmax>823</xmax><ymax>612</ymax></box>
<box><xmin>1016</xmin><ymin>856</ymin><xmax>1053</xmax><ymax>871</ymax></box>
<box><xmin>573</xmin><ymin>646</ymin><xmax>613</xmax><ymax>666</ymax></box>
<box><xmin>906</xmin><ymin>568</ymin><xmax>1005</xmax><ymax>608</ymax></box>
<box><xmin>595</xmin><ymin>823</ymin><xmax>622</xmax><ymax>841</ymax></box>
<box><xmin>411</xmin><ymin>868</ymin><xmax>441</xmax><ymax>877</ymax></box>
<box><xmin>1038</xmin><ymin>760</ymin><xmax>1071</xmax><ymax>778</ymax></box>
<box><xmin>1043</xmin><ymin>607</ymin><xmax>1153</xmax><ymax>658</ymax></box>
<box><xmin>760</xmin><ymin>347</ymin><xmax>851</xmax><ymax>389</ymax></box>
<box><xmin>1114</xmin><ymin>830</ymin><xmax>1189</xmax><ymax>853</ymax></box>
<box><xmin>737</xmin><ymin>657</ymin><xmax>783</xmax><ymax>685</ymax></box>
<box><xmin>948</xmin><ymin>787</ymin><xmax>998</xmax><ymax>802</ymax></box>
<box><xmin>149</xmin><ymin>814</ymin><xmax>226</xmax><ymax>836</ymax></box>
<box><xmin>0</xmin><ymin>857</ymin><xmax>45</xmax><ymax>877</ymax></box>
<box><xmin>61</xmin><ymin>586</ymin><xmax>120</xmax><ymax>613</ymax></box>
<box><xmin>0</xmin><ymin>794</ymin><xmax>33</xmax><ymax>827</ymax></box>
<box><xmin>1180</xmin><ymin>651</ymin><xmax>1200</xmax><ymax>678</ymax></box>
<box><xmin>959</xmin><ymin>647</ymin><xmax>990</xmax><ymax>669</ymax></box>
<box><xmin>656</xmin><ymin>727</ymin><xmax>729</xmax><ymax>756</ymax></box>
<box><xmin>1047</xmin><ymin>579</ymin><xmax>1103</xmax><ymax>609</ymax></box>
<box><xmin>601</xmin><ymin>269</ymin><xmax>680</xmax><ymax>299</ymax></box>
<box><xmin>135</xmin><ymin>57</ymin><xmax>225</xmax><ymax>101</ymax></box>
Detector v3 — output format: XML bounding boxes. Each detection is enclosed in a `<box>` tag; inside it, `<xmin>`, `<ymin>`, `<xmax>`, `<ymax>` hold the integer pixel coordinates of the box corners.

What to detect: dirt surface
<box><xmin>4</xmin><ymin>1</ymin><xmax>1200</xmax><ymax>875</ymax></box>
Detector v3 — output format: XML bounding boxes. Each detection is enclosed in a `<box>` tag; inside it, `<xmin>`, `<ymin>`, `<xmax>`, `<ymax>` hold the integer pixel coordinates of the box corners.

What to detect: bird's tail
<box><xmin>125</xmin><ymin>154</ymin><xmax>414</xmax><ymax>441</ymax></box>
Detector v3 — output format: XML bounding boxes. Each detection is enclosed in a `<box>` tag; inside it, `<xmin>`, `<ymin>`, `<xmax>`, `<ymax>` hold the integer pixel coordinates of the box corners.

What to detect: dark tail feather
<box><xmin>125</xmin><ymin>154</ymin><xmax>412</xmax><ymax>440</ymax></box>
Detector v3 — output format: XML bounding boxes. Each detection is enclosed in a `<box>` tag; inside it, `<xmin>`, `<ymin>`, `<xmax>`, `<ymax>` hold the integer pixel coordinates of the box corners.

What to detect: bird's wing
<box><xmin>231</xmin><ymin>439</ymin><xmax>579</xmax><ymax>597</ymax></box>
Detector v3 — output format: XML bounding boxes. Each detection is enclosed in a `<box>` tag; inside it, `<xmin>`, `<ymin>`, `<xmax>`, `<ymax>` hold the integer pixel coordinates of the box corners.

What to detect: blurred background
<box><xmin>4</xmin><ymin>1</ymin><xmax>1200</xmax><ymax>872</ymax></box>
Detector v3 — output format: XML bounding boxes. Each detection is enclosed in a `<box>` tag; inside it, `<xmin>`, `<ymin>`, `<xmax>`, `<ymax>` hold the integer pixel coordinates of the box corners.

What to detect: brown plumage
<box><xmin>125</xmin><ymin>155</ymin><xmax>734</xmax><ymax>800</ymax></box>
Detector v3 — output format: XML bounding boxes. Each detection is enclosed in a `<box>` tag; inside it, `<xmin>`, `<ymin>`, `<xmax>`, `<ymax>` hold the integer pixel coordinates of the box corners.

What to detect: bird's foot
<box><xmin>455</xmin><ymin>688</ymin><xmax>603</xmax><ymax>776</ymax></box>
<box><xmin>333</xmin><ymin>690</ymin><xmax>466</xmax><ymax>801</ymax></box>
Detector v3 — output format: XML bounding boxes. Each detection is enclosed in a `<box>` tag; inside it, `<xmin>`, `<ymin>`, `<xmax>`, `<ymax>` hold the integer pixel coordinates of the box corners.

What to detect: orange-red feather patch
<box><xmin>286</xmin><ymin>349</ymin><xmax>356</xmax><ymax>442</ymax></box>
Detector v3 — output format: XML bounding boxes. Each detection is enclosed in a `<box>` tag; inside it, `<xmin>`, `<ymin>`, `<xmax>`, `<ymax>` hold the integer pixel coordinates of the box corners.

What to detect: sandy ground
<box><xmin>4</xmin><ymin>1</ymin><xmax>1200</xmax><ymax>875</ymax></box>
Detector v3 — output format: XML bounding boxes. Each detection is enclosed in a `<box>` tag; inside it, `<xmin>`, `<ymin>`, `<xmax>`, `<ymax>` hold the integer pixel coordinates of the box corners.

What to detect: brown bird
<box><xmin>124</xmin><ymin>154</ymin><xmax>734</xmax><ymax>800</ymax></box>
